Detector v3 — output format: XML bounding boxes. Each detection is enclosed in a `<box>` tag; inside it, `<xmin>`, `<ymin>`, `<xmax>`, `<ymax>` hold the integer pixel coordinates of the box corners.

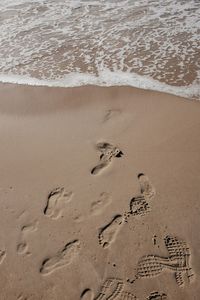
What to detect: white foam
<box><xmin>0</xmin><ymin>71</ymin><xmax>199</xmax><ymax>99</ymax></box>
<box><xmin>0</xmin><ymin>0</ymin><xmax>200</xmax><ymax>99</ymax></box>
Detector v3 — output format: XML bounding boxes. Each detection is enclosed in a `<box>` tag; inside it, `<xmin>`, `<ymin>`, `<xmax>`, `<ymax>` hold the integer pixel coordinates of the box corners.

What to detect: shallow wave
<box><xmin>0</xmin><ymin>0</ymin><xmax>199</xmax><ymax>98</ymax></box>
<box><xmin>1</xmin><ymin>71</ymin><xmax>199</xmax><ymax>99</ymax></box>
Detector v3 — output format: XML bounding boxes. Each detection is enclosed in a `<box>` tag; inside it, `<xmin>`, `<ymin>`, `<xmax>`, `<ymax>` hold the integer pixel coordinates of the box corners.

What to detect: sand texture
<box><xmin>0</xmin><ymin>84</ymin><xmax>200</xmax><ymax>299</ymax></box>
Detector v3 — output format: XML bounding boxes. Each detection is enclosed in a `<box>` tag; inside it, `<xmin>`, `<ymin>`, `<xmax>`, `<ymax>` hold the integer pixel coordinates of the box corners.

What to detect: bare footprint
<box><xmin>17</xmin><ymin>220</ymin><xmax>38</xmax><ymax>255</ymax></box>
<box><xmin>0</xmin><ymin>250</ymin><xmax>6</xmax><ymax>264</ymax></box>
<box><xmin>90</xmin><ymin>192</ymin><xmax>112</xmax><ymax>216</ymax></box>
<box><xmin>44</xmin><ymin>187</ymin><xmax>73</xmax><ymax>219</ymax></box>
<box><xmin>91</xmin><ymin>142</ymin><xmax>123</xmax><ymax>175</ymax></box>
<box><xmin>138</xmin><ymin>173</ymin><xmax>156</xmax><ymax>199</ymax></box>
<box><xmin>73</xmin><ymin>214</ymin><xmax>86</xmax><ymax>223</ymax></box>
<box><xmin>21</xmin><ymin>220</ymin><xmax>38</xmax><ymax>233</ymax></box>
<box><xmin>40</xmin><ymin>239</ymin><xmax>81</xmax><ymax>275</ymax></box>
<box><xmin>98</xmin><ymin>215</ymin><xmax>124</xmax><ymax>249</ymax></box>
<box><xmin>80</xmin><ymin>289</ymin><xmax>94</xmax><ymax>300</ymax></box>
<box><xmin>17</xmin><ymin>242</ymin><xmax>29</xmax><ymax>255</ymax></box>
<box><xmin>17</xmin><ymin>295</ymin><xmax>29</xmax><ymax>300</ymax></box>
<box><xmin>103</xmin><ymin>109</ymin><xmax>121</xmax><ymax>122</ymax></box>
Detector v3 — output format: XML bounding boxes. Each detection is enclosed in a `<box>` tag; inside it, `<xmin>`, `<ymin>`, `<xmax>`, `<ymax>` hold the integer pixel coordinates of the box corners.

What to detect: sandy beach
<box><xmin>0</xmin><ymin>83</ymin><xmax>199</xmax><ymax>299</ymax></box>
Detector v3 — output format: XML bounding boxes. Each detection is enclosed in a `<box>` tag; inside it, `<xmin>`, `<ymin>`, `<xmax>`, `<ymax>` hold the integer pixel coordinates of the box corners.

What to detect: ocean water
<box><xmin>0</xmin><ymin>0</ymin><xmax>200</xmax><ymax>99</ymax></box>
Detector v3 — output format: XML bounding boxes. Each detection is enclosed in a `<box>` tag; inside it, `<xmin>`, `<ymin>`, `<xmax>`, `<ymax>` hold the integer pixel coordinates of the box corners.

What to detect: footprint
<box><xmin>17</xmin><ymin>220</ymin><xmax>38</xmax><ymax>255</ymax></box>
<box><xmin>130</xmin><ymin>195</ymin><xmax>150</xmax><ymax>217</ymax></box>
<box><xmin>147</xmin><ymin>292</ymin><xmax>167</xmax><ymax>300</ymax></box>
<box><xmin>103</xmin><ymin>109</ymin><xmax>121</xmax><ymax>122</ymax></box>
<box><xmin>138</xmin><ymin>173</ymin><xmax>156</xmax><ymax>199</ymax></box>
<box><xmin>124</xmin><ymin>195</ymin><xmax>150</xmax><ymax>222</ymax></box>
<box><xmin>73</xmin><ymin>214</ymin><xmax>85</xmax><ymax>223</ymax></box>
<box><xmin>164</xmin><ymin>235</ymin><xmax>195</xmax><ymax>286</ymax></box>
<box><xmin>98</xmin><ymin>215</ymin><xmax>124</xmax><ymax>249</ymax></box>
<box><xmin>131</xmin><ymin>235</ymin><xmax>194</xmax><ymax>287</ymax></box>
<box><xmin>95</xmin><ymin>278</ymin><xmax>124</xmax><ymax>300</ymax></box>
<box><xmin>91</xmin><ymin>142</ymin><xmax>123</xmax><ymax>175</ymax></box>
<box><xmin>17</xmin><ymin>294</ymin><xmax>29</xmax><ymax>300</ymax></box>
<box><xmin>44</xmin><ymin>187</ymin><xmax>73</xmax><ymax>219</ymax></box>
<box><xmin>120</xmin><ymin>291</ymin><xmax>137</xmax><ymax>300</ymax></box>
<box><xmin>80</xmin><ymin>289</ymin><xmax>94</xmax><ymax>300</ymax></box>
<box><xmin>40</xmin><ymin>239</ymin><xmax>80</xmax><ymax>275</ymax></box>
<box><xmin>0</xmin><ymin>250</ymin><xmax>6</xmax><ymax>264</ymax></box>
<box><xmin>21</xmin><ymin>220</ymin><xmax>38</xmax><ymax>233</ymax></box>
<box><xmin>90</xmin><ymin>192</ymin><xmax>112</xmax><ymax>216</ymax></box>
<box><xmin>136</xmin><ymin>255</ymin><xmax>166</xmax><ymax>278</ymax></box>
<box><xmin>124</xmin><ymin>174</ymin><xmax>155</xmax><ymax>222</ymax></box>
<box><xmin>17</xmin><ymin>242</ymin><xmax>29</xmax><ymax>255</ymax></box>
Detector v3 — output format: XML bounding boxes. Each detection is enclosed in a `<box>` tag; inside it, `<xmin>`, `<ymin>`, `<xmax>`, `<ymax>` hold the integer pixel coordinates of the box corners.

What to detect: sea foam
<box><xmin>0</xmin><ymin>0</ymin><xmax>199</xmax><ymax>99</ymax></box>
<box><xmin>0</xmin><ymin>71</ymin><xmax>199</xmax><ymax>99</ymax></box>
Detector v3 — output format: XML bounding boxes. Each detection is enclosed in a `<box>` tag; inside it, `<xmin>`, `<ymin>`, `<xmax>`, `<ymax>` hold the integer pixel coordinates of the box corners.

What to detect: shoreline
<box><xmin>0</xmin><ymin>71</ymin><xmax>199</xmax><ymax>101</ymax></box>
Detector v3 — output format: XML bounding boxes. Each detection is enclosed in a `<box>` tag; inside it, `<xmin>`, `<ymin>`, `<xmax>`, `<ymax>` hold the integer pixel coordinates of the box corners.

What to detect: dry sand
<box><xmin>0</xmin><ymin>83</ymin><xmax>200</xmax><ymax>300</ymax></box>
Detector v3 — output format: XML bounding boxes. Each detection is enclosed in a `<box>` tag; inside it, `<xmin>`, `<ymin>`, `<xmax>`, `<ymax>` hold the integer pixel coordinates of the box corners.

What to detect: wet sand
<box><xmin>0</xmin><ymin>83</ymin><xmax>200</xmax><ymax>300</ymax></box>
